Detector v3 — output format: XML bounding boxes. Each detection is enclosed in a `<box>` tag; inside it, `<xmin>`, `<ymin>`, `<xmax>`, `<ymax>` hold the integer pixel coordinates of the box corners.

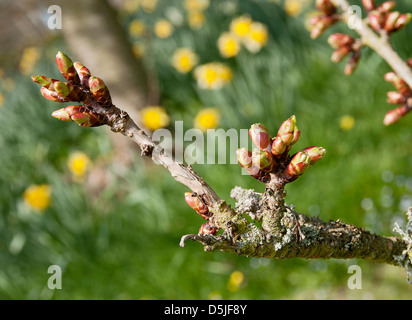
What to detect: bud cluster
<box><xmin>32</xmin><ymin>51</ymin><xmax>113</xmax><ymax>128</ymax></box>
<box><xmin>237</xmin><ymin>116</ymin><xmax>326</xmax><ymax>184</ymax></box>
<box><xmin>383</xmin><ymin>71</ymin><xmax>412</xmax><ymax>125</ymax></box>
<box><xmin>364</xmin><ymin>0</ymin><xmax>412</xmax><ymax>33</ymax></box>
<box><xmin>184</xmin><ymin>192</ymin><xmax>218</xmax><ymax>236</ymax></box>
<box><xmin>327</xmin><ymin>33</ymin><xmax>361</xmax><ymax>76</ymax></box>
<box><xmin>309</xmin><ymin>0</ymin><xmax>338</xmax><ymax>39</ymax></box>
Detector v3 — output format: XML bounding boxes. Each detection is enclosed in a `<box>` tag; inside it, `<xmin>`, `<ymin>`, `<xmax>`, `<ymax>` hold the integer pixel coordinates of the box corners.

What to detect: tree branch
<box><xmin>334</xmin><ymin>0</ymin><xmax>412</xmax><ymax>89</ymax></box>
<box><xmin>33</xmin><ymin>50</ymin><xmax>412</xmax><ymax>279</ymax></box>
<box><xmin>183</xmin><ymin>186</ymin><xmax>408</xmax><ymax>266</ymax></box>
<box><xmin>115</xmin><ymin>114</ymin><xmax>222</xmax><ymax>206</ymax></box>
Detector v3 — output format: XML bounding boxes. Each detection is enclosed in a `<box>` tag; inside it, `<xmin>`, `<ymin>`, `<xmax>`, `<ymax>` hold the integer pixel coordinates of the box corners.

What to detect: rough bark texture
<box><xmin>107</xmin><ymin>109</ymin><xmax>410</xmax><ymax>269</ymax></box>
<box><xmin>183</xmin><ymin>186</ymin><xmax>407</xmax><ymax>267</ymax></box>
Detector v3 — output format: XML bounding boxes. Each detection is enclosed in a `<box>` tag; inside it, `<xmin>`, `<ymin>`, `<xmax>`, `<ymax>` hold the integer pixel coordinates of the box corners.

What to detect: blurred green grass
<box><xmin>0</xmin><ymin>0</ymin><xmax>412</xmax><ymax>299</ymax></box>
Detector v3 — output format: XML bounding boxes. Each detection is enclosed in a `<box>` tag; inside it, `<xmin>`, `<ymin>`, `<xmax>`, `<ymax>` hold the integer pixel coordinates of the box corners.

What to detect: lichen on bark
<box><xmin>181</xmin><ymin>186</ymin><xmax>408</xmax><ymax>270</ymax></box>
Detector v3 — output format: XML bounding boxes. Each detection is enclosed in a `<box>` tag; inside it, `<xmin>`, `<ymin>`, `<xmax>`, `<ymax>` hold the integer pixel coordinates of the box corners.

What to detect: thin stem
<box><xmin>335</xmin><ymin>0</ymin><xmax>412</xmax><ymax>88</ymax></box>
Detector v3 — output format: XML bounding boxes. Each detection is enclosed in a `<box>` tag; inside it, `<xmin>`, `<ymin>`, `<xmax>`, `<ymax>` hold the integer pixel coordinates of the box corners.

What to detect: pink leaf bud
<box><xmin>40</xmin><ymin>87</ymin><xmax>65</xmax><ymax>102</ymax></box>
<box><xmin>387</xmin><ymin>91</ymin><xmax>406</xmax><ymax>104</ymax></box>
<box><xmin>331</xmin><ymin>46</ymin><xmax>352</xmax><ymax>63</ymax></box>
<box><xmin>74</xmin><ymin>62</ymin><xmax>91</xmax><ymax>88</ymax></box>
<box><xmin>276</xmin><ymin>115</ymin><xmax>297</xmax><ymax>146</ymax></box>
<box><xmin>56</xmin><ymin>51</ymin><xmax>80</xmax><ymax>85</ymax></box>
<box><xmin>285</xmin><ymin>151</ymin><xmax>311</xmax><ymax>177</ymax></box>
<box><xmin>362</xmin><ymin>0</ymin><xmax>376</xmax><ymax>12</ymax></box>
<box><xmin>89</xmin><ymin>76</ymin><xmax>112</xmax><ymax>103</ymax></box>
<box><xmin>377</xmin><ymin>1</ymin><xmax>396</xmax><ymax>13</ymax></box>
<box><xmin>301</xmin><ymin>146</ymin><xmax>327</xmax><ymax>165</ymax></box>
<box><xmin>384</xmin><ymin>11</ymin><xmax>401</xmax><ymax>32</ymax></box>
<box><xmin>236</xmin><ymin>148</ymin><xmax>253</xmax><ymax>168</ymax></box>
<box><xmin>383</xmin><ymin>104</ymin><xmax>411</xmax><ymax>125</ymax></box>
<box><xmin>199</xmin><ymin>222</ymin><xmax>218</xmax><ymax>235</ymax></box>
<box><xmin>271</xmin><ymin>136</ymin><xmax>287</xmax><ymax>156</ymax></box>
<box><xmin>327</xmin><ymin>33</ymin><xmax>354</xmax><ymax>49</ymax></box>
<box><xmin>249</xmin><ymin>123</ymin><xmax>271</xmax><ymax>149</ymax></box>
<box><xmin>394</xmin><ymin>13</ymin><xmax>412</xmax><ymax>31</ymax></box>
<box><xmin>368</xmin><ymin>10</ymin><xmax>386</xmax><ymax>31</ymax></box>
<box><xmin>252</xmin><ymin>148</ymin><xmax>274</xmax><ymax>171</ymax></box>
<box><xmin>184</xmin><ymin>192</ymin><xmax>211</xmax><ymax>219</ymax></box>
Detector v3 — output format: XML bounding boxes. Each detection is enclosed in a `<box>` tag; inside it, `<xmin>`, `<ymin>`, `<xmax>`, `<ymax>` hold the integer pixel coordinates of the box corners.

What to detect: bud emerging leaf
<box><xmin>249</xmin><ymin>123</ymin><xmax>271</xmax><ymax>149</ymax></box>
<box><xmin>52</xmin><ymin>105</ymin><xmax>105</xmax><ymax>127</ymax></box>
<box><xmin>327</xmin><ymin>33</ymin><xmax>354</xmax><ymax>49</ymax></box>
<box><xmin>331</xmin><ymin>46</ymin><xmax>352</xmax><ymax>63</ymax></box>
<box><xmin>383</xmin><ymin>104</ymin><xmax>411</xmax><ymax>125</ymax></box>
<box><xmin>74</xmin><ymin>62</ymin><xmax>91</xmax><ymax>88</ymax></box>
<box><xmin>56</xmin><ymin>51</ymin><xmax>80</xmax><ymax>85</ymax></box>
<box><xmin>362</xmin><ymin>0</ymin><xmax>376</xmax><ymax>12</ymax></box>
<box><xmin>89</xmin><ymin>76</ymin><xmax>111</xmax><ymax>103</ymax></box>
<box><xmin>290</xmin><ymin>126</ymin><xmax>301</xmax><ymax>146</ymax></box>
<box><xmin>53</xmin><ymin>81</ymin><xmax>72</xmax><ymax>98</ymax></box>
<box><xmin>31</xmin><ymin>75</ymin><xmax>55</xmax><ymax>90</ymax></box>
<box><xmin>384</xmin><ymin>72</ymin><xmax>411</xmax><ymax>96</ymax></box>
<box><xmin>40</xmin><ymin>87</ymin><xmax>65</xmax><ymax>102</ymax></box>
<box><xmin>271</xmin><ymin>136</ymin><xmax>287</xmax><ymax>156</ymax></box>
<box><xmin>377</xmin><ymin>1</ymin><xmax>396</xmax><ymax>13</ymax></box>
<box><xmin>285</xmin><ymin>151</ymin><xmax>311</xmax><ymax>177</ymax></box>
<box><xmin>252</xmin><ymin>148</ymin><xmax>274</xmax><ymax>170</ymax></box>
<box><xmin>236</xmin><ymin>148</ymin><xmax>253</xmax><ymax>168</ymax></box>
<box><xmin>387</xmin><ymin>91</ymin><xmax>406</xmax><ymax>104</ymax></box>
<box><xmin>301</xmin><ymin>146</ymin><xmax>327</xmax><ymax>165</ymax></box>
<box><xmin>277</xmin><ymin>115</ymin><xmax>296</xmax><ymax>146</ymax></box>
<box><xmin>394</xmin><ymin>13</ymin><xmax>412</xmax><ymax>31</ymax></box>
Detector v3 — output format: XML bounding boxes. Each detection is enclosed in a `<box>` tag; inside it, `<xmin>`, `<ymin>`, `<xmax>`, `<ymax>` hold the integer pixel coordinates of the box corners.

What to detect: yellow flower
<box><xmin>284</xmin><ymin>0</ymin><xmax>303</xmax><ymax>17</ymax></box>
<box><xmin>19</xmin><ymin>46</ymin><xmax>41</xmax><ymax>75</ymax></box>
<box><xmin>141</xmin><ymin>0</ymin><xmax>158</xmax><ymax>13</ymax></box>
<box><xmin>154</xmin><ymin>20</ymin><xmax>174</xmax><ymax>39</ymax></box>
<box><xmin>23</xmin><ymin>184</ymin><xmax>51</xmax><ymax>211</ymax></box>
<box><xmin>129</xmin><ymin>19</ymin><xmax>146</xmax><ymax>37</ymax></box>
<box><xmin>142</xmin><ymin>106</ymin><xmax>170</xmax><ymax>131</ymax></box>
<box><xmin>227</xmin><ymin>270</ymin><xmax>245</xmax><ymax>292</ymax></box>
<box><xmin>0</xmin><ymin>93</ymin><xmax>4</xmax><ymax>107</ymax></box>
<box><xmin>217</xmin><ymin>32</ymin><xmax>241</xmax><ymax>58</ymax></box>
<box><xmin>68</xmin><ymin>151</ymin><xmax>91</xmax><ymax>180</ymax></box>
<box><xmin>218</xmin><ymin>64</ymin><xmax>233</xmax><ymax>83</ymax></box>
<box><xmin>184</xmin><ymin>0</ymin><xmax>210</xmax><ymax>12</ymax></box>
<box><xmin>339</xmin><ymin>115</ymin><xmax>355</xmax><ymax>131</ymax></box>
<box><xmin>194</xmin><ymin>62</ymin><xmax>232</xmax><ymax>90</ymax></box>
<box><xmin>230</xmin><ymin>16</ymin><xmax>253</xmax><ymax>38</ymax></box>
<box><xmin>172</xmin><ymin>48</ymin><xmax>198</xmax><ymax>73</ymax></box>
<box><xmin>242</xmin><ymin>21</ymin><xmax>269</xmax><ymax>53</ymax></box>
<box><xmin>188</xmin><ymin>11</ymin><xmax>206</xmax><ymax>29</ymax></box>
<box><xmin>194</xmin><ymin>108</ymin><xmax>220</xmax><ymax>132</ymax></box>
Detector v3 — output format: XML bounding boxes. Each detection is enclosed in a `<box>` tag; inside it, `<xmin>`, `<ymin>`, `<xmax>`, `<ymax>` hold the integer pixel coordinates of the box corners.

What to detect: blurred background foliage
<box><xmin>0</xmin><ymin>0</ymin><xmax>412</xmax><ymax>299</ymax></box>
